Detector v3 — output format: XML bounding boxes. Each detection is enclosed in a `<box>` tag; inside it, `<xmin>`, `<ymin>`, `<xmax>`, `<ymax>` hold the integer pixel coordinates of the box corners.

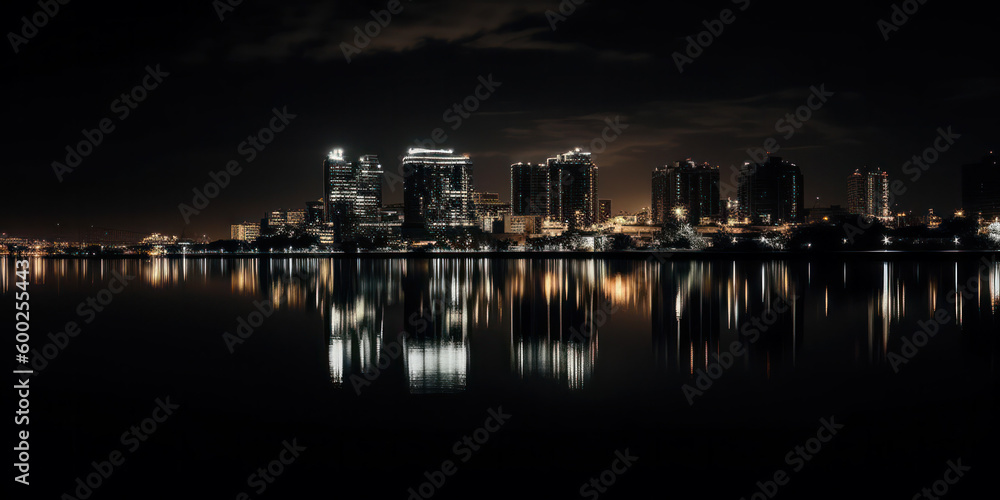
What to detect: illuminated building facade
<box><xmin>402</xmin><ymin>148</ymin><xmax>476</xmax><ymax>230</ymax></box>
<box><xmin>473</xmin><ymin>191</ymin><xmax>511</xmax><ymax>232</ymax></box>
<box><xmin>652</xmin><ymin>166</ymin><xmax>669</xmax><ymax>224</ymax></box>
<box><xmin>503</xmin><ymin>214</ymin><xmax>543</xmax><ymax>235</ymax></box>
<box><xmin>324</xmin><ymin>149</ymin><xmax>357</xmax><ymax>242</ymax></box>
<box><xmin>510</xmin><ymin>162</ymin><xmax>552</xmax><ymax>217</ymax></box>
<box><xmin>263</xmin><ymin>208</ymin><xmax>307</xmax><ymax>235</ymax></box>
<box><xmin>356</xmin><ymin>155</ymin><xmax>384</xmax><ymax>236</ymax></box>
<box><xmin>323</xmin><ymin>150</ymin><xmax>384</xmax><ymax>241</ymax></box>
<box><xmin>547</xmin><ymin>149</ymin><xmax>598</xmax><ymax>229</ymax></box>
<box><xmin>285</xmin><ymin>209</ymin><xmax>306</xmax><ymax>226</ymax></box>
<box><xmin>847</xmin><ymin>166</ymin><xmax>890</xmax><ymax>219</ymax></box>
<box><xmin>473</xmin><ymin>191</ymin><xmax>510</xmax><ymax>217</ymax></box>
<box><xmin>737</xmin><ymin>156</ymin><xmax>804</xmax><ymax>224</ymax></box>
<box><xmin>655</xmin><ymin>159</ymin><xmax>720</xmax><ymax>225</ymax></box>
<box><xmin>267</xmin><ymin>210</ymin><xmax>287</xmax><ymax>228</ymax></box>
<box><xmin>230</xmin><ymin>222</ymin><xmax>260</xmax><ymax>242</ymax></box>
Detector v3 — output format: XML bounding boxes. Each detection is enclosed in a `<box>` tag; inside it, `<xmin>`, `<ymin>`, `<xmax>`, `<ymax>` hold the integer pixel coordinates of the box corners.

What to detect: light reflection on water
<box><xmin>3</xmin><ymin>255</ymin><xmax>996</xmax><ymax>393</ymax></box>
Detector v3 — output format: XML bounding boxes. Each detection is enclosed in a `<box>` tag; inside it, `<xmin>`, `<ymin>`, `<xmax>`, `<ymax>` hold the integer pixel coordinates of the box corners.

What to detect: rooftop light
<box><xmin>407</xmin><ymin>148</ymin><xmax>454</xmax><ymax>154</ymax></box>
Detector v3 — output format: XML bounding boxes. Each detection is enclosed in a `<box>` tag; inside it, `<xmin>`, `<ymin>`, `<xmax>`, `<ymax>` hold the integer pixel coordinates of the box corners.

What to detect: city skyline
<box><xmin>240</xmin><ymin>147</ymin><xmax>997</xmax><ymax>245</ymax></box>
<box><xmin>5</xmin><ymin>143</ymin><xmax>998</xmax><ymax>242</ymax></box>
<box><xmin>4</xmin><ymin>0</ymin><xmax>997</xmax><ymax>240</ymax></box>
<box><xmin>7</xmin><ymin>2</ymin><xmax>998</xmax><ymax>498</ymax></box>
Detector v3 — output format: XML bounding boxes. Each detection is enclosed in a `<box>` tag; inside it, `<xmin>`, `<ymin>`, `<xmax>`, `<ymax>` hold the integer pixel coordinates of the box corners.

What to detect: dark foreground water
<box><xmin>6</xmin><ymin>254</ymin><xmax>998</xmax><ymax>499</ymax></box>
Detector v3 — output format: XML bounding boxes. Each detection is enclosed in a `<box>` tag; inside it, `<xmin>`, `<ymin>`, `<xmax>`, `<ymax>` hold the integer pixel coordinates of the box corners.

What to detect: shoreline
<box><xmin>12</xmin><ymin>249</ymin><xmax>998</xmax><ymax>261</ymax></box>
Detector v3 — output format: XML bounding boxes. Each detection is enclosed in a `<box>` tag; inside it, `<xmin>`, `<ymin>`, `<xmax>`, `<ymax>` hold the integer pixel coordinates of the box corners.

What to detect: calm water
<box><xmin>6</xmin><ymin>254</ymin><xmax>997</xmax><ymax>499</ymax></box>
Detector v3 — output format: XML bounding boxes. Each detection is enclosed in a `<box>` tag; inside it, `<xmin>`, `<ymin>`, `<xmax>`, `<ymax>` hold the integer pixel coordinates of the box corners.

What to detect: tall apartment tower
<box><xmin>652</xmin><ymin>159</ymin><xmax>720</xmax><ymax>225</ymax></box>
<box><xmin>547</xmin><ymin>148</ymin><xmax>598</xmax><ymax>229</ymax></box>
<box><xmin>323</xmin><ymin>149</ymin><xmax>383</xmax><ymax>242</ymax></box>
<box><xmin>652</xmin><ymin>166</ymin><xmax>670</xmax><ymax>224</ymax></box>
<box><xmin>510</xmin><ymin>162</ymin><xmax>552</xmax><ymax>217</ymax></box>
<box><xmin>846</xmin><ymin>166</ymin><xmax>889</xmax><ymax>219</ymax></box>
<box><xmin>356</xmin><ymin>155</ymin><xmax>384</xmax><ymax>235</ymax></box>
<box><xmin>737</xmin><ymin>156</ymin><xmax>804</xmax><ymax>224</ymax></box>
<box><xmin>402</xmin><ymin>148</ymin><xmax>476</xmax><ymax>230</ymax></box>
<box><xmin>324</xmin><ymin>149</ymin><xmax>357</xmax><ymax>242</ymax></box>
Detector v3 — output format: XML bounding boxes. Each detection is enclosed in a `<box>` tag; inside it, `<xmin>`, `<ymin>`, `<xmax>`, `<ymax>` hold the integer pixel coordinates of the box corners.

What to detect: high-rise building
<box><xmin>846</xmin><ymin>166</ymin><xmax>889</xmax><ymax>219</ymax></box>
<box><xmin>653</xmin><ymin>159</ymin><xmax>720</xmax><ymax>225</ymax></box>
<box><xmin>323</xmin><ymin>150</ymin><xmax>384</xmax><ymax>242</ymax></box>
<box><xmin>356</xmin><ymin>155</ymin><xmax>384</xmax><ymax>235</ymax></box>
<box><xmin>961</xmin><ymin>153</ymin><xmax>1000</xmax><ymax>222</ymax></box>
<box><xmin>324</xmin><ymin>149</ymin><xmax>357</xmax><ymax>242</ymax></box>
<box><xmin>231</xmin><ymin>222</ymin><xmax>260</xmax><ymax>242</ymax></box>
<box><xmin>510</xmin><ymin>162</ymin><xmax>552</xmax><ymax>217</ymax></box>
<box><xmin>548</xmin><ymin>149</ymin><xmax>598</xmax><ymax>229</ymax></box>
<box><xmin>737</xmin><ymin>156</ymin><xmax>804</xmax><ymax>224</ymax></box>
<box><xmin>652</xmin><ymin>166</ymin><xmax>669</xmax><ymax>224</ymax></box>
<box><xmin>599</xmin><ymin>199</ymin><xmax>612</xmax><ymax>224</ymax></box>
<box><xmin>402</xmin><ymin>148</ymin><xmax>476</xmax><ymax>230</ymax></box>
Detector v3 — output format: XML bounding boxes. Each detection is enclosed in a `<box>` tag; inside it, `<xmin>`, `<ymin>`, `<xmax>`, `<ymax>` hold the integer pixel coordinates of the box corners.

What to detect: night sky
<box><xmin>3</xmin><ymin>0</ymin><xmax>997</xmax><ymax>240</ymax></box>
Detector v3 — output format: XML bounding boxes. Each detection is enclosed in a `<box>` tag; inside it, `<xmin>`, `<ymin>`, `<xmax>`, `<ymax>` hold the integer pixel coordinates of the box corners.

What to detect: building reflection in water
<box><xmin>55</xmin><ymin>254</ymin><xmax>991</xmax><ymax>390</ymax></box>
<box><xmin>508</xmin><ymin>260</ymin><xmax>607</xmax><ymax>390</ymax></box>
<box><xmin>990</xmin><ymin>260</ymin><xmax>1000</xmax><ymax>313</ymax></box>
<box><xmin>324</xmin><ymin>260</ymin><xmax>401</xmax><ymax>386</ymax></box>
<box><xmin>868</xmin><ymin>262</ymin><xmax>905</xmax><ymax>362</ymax></box>
<box><xmin>402</xmin><ymin>260</ymin><xmax>473</xmax><ymax>394</ymax></box>
<box><xmin>652</xmin><ymin>260</ymin><xmax>804</xmax><ymax>378</ymax></box>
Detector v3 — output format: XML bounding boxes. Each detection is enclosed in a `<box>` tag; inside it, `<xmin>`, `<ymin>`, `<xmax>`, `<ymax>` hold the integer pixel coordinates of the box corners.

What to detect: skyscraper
<box><xmin>323</xmin><ymin>149</ymin><xmax>383</xmax><ymax>242</ymax></box>
<box><xmin>846</xmin><ymin>166</ymin><xmax>889</xmax><ymax>219</ymax></box>
<box><xmin>653</xmin><ymin>160</ymin><xmax>720</xmax><ymax>225</ymax></box>
<box><xmin>961</xmin><ymin>153</ymin><xmax>1000</xmax><ymax>222</ymax></box>
<box><xmin>510</xmin><ymin>162</ymin><xmax>552</xmax><ymax>217</ymax></box>
<box><xmin>324</xmin><ymin>149</ymin><xmax>356</xmax><ymax>242</ymax></box>
<box><xmin>548</xmin><ymin>149</ymin><xmax>598</xmax><ymax>229</ymax></box>
<box><xmin>737</xmin><ymin>156</ymin><xmax>804</xmax><ymax>224</ymax></box>
<box><xmin>356</xmin><ymin>155</ymin><xmax>384</xmax><ymax>236</ymax></box>
<box><xmin>402</xmin><ymin>148</ymin><xmax>476</xmax><ymax>230</ymax></box>
<box><xmin>652</xmin><ymin>166</ymin><xmax>669</xmax><ymax>224</ymax></box>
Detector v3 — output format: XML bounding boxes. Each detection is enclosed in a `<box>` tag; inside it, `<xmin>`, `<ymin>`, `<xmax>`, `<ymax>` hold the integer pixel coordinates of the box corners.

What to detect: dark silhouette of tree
<box><xmin>609</xmin><ymin>233</ymin><xmax>634</xmax><ymax>251</ymax></box>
